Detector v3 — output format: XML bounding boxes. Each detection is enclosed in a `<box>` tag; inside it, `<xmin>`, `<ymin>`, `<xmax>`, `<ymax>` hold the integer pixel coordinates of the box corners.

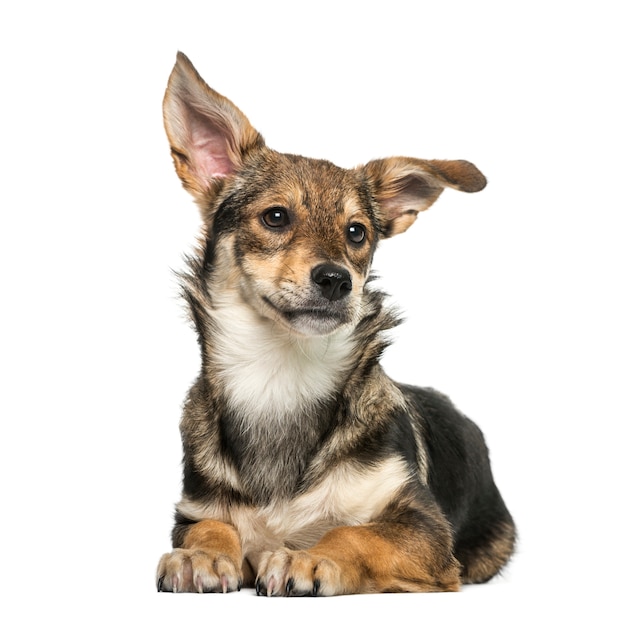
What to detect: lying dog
<box><xmin>156</xmin><ymin>52</ymin><xmax>515</xmax><ymax>596</ymax></box>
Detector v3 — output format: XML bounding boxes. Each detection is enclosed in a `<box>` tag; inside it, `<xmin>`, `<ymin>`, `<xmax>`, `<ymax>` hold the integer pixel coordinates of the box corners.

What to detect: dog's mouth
<box><xmin>262</xmin><ymin>297</ymin><xmax>350</xmax><ymax>336</ymax></box>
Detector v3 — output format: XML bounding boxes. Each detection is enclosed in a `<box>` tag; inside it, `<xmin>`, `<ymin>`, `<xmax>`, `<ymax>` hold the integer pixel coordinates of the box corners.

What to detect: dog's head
<box><xmin>163</xmin><ymin>53</ymin><xmax>486</xmax><ymax>338</ymax></box>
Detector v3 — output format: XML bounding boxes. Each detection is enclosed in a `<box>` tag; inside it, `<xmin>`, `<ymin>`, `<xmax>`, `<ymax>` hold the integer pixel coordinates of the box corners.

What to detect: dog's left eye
<box><xmin>262</xmin><ymin>207</ymin><xmax>290</xmax><ymax>229</ymax></box>
<box><xmin>347</xmin><ymin>223</ymin><xmax>366</xmax><ymax>244</ymax></box>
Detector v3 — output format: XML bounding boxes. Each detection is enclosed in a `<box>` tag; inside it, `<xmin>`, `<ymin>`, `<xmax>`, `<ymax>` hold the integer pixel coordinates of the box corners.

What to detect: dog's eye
<box><xmin>262</xmin><ymin>207</ymin><xmax>290</xmax><ymax>229</ymax></box>
<box><xmin>347</xmin><ymin>223</ymin><xmax>366</xmax><ymax>245</ymax></box>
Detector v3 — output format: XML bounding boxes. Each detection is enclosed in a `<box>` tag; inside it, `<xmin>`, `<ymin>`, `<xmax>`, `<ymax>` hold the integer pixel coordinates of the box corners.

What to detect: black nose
<box><xmin>311</xmin><ymin>263</ymin><xmax>352</xmax><ymax>301</ymax></box>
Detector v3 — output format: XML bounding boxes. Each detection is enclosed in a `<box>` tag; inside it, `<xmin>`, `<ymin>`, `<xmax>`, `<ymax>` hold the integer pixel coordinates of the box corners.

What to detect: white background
<box><xmin>1</xmin><ymin>1</ymin><xmax>624</xmax><ymax>616</ymax></box>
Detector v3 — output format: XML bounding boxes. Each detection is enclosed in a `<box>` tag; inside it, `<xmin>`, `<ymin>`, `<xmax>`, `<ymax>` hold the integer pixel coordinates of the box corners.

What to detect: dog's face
<box><xmin>163</xmin><ymin>53</ymin><xmax>487</xmax><ymax>338</ymax></box>
<box><xmin>210</xmin><ymin>151</ymin><xmax>380</xmax><ymax>336</ymax></box>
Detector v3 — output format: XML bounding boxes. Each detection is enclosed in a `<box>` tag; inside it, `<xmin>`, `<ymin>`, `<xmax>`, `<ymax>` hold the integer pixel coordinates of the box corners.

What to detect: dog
<box><xmin>156</xmin><ymin>52</ymin><xmax>515</xmax><ymax>596</ymax></box>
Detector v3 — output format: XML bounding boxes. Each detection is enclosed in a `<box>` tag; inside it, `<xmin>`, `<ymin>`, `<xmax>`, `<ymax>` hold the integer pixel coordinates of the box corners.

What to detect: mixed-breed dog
<box><xmin>155</xmin><ymin>52</ymin><xmax>515</xmax><ymax>596</ymax></box>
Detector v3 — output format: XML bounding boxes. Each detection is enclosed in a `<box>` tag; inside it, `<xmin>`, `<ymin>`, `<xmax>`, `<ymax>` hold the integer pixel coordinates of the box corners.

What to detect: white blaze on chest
<box><xmin>210</xmin><ymin>298</ymin><xmax>355</xmax><ymax>424</ymax></box>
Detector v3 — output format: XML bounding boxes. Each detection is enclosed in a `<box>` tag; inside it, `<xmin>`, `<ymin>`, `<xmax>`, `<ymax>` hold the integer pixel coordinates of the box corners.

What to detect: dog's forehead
<box><xmin>242</xmin><ymin>152</ymin><xmax>370</xmax><ymax>215</ymax></box>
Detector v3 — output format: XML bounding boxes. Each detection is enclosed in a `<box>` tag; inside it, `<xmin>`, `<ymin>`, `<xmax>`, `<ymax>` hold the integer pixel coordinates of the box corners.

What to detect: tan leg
<box><xmin>157</xmin><ymin>520</ymin><xmax>244</xmax><ymax>593</ymax></box>
<box><xmin>256</xmin><ymin>523</ymin><xmax>461</xmax><ymax>596</ymax></box>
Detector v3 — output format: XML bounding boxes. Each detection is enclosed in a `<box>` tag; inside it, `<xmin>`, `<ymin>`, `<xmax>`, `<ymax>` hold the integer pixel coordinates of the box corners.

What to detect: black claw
<box><xmin>312</xmin><ymin>579</ymin><xmax>320</xmax><ymax>597</ymax></box>
<box><xmin>286</xmin><ymin>577</ymin><xmax>294</xmax><ymax>595</ymax></box>
<box><xmin>157</xmin><ymin>575</ymin><xmax>165</xmax><ymax>592</ymax></box>
<box><xmin>256</xmin><ymin>580</ymin><xmax>263</xmax><ymax>596</ymax></box>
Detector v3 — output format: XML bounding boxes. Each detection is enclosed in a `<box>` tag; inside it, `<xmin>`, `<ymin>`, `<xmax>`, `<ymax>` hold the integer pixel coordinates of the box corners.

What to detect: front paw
<box><xmin>157</xmin><ymin>548</ymin><xmax>242</xmax><ymax>593</ymax></box>
<box><xmin>255</xmin><ymin>548</ymin><xmax>343</xmax><ymax>597</ymax></box>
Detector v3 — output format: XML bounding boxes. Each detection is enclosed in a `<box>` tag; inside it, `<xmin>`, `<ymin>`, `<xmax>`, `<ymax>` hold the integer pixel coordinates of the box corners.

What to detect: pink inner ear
<box><xmin>382</xmin><ymin>177</ymin><xmax>441</xmax><ymax>218</ymax></box>
<box><xmin>188</xmin><ymin>112</ymin><xmax>235</xmax><ymax>181</ymax></box>
<box><xmin>384</xmin><ymin>193</ymin><xmax>419</xmax><ymax>219</ymax></box>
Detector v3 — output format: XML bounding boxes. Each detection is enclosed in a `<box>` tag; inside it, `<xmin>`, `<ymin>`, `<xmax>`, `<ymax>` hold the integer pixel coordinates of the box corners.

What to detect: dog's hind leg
<box><xmin>156</xmin><ymin>520</ymin><xmax>244</xmax><ymax>593</ymax></box>
<box><xmin>455</xmin><ymin>515</ymin><xmax>517</xmax><ymax>584</ymax></box>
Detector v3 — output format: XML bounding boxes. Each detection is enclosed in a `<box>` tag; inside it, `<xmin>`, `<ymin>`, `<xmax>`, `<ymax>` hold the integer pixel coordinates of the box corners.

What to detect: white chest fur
<box><xmin>210</xmin><ymin>297</ymin><xmax>355</xmax><ymax>426</ymax></box>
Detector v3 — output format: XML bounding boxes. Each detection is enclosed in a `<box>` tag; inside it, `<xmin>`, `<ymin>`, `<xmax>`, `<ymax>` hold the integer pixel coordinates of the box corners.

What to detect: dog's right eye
<box><xmin>262</xmin><ymin>207</ymin><xmax>290</xmax><ymax>229</ymax></box>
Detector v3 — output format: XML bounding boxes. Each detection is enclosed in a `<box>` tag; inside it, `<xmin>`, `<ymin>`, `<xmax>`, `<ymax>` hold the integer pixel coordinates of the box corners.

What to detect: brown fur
<box><xmin>157</xmin><ymin>520</ymin><xmax>243</xmax><ymax>593</ymax></box>
<box><xmin>156</xmin><ymin>52</ymin><xmax>515</xmax><ymax>596</ymax></box>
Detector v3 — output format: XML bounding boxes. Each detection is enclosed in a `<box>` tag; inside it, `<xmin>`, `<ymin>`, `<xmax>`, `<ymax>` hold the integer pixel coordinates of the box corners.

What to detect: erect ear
<box><xmin>361</xmin><ymin>157</ymin><xmax>487</xmax><ymax>237</ymax></box>
<box><xmin>163</xmin><ymin>52</ymin><xmax>265</xmax><ymax>199</ymax></box>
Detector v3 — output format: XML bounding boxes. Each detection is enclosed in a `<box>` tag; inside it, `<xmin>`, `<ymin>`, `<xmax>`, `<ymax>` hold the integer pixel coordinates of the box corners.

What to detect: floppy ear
<box><xmin>361</xmin><ymin>157</ymin><xmax>487</xmax><ymax>237</ymax></box>
<box><xmin>163</xmin><ymin>52</ymin><xmax>264</xmax><ymax>198</ymax></box>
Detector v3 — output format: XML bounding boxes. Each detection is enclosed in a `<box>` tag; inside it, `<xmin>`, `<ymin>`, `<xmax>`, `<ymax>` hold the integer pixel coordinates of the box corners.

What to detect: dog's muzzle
<box><xmin>259</xmin><ymin>263</ymin><xmax>355</xmax><ymax>336</ymax></box>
